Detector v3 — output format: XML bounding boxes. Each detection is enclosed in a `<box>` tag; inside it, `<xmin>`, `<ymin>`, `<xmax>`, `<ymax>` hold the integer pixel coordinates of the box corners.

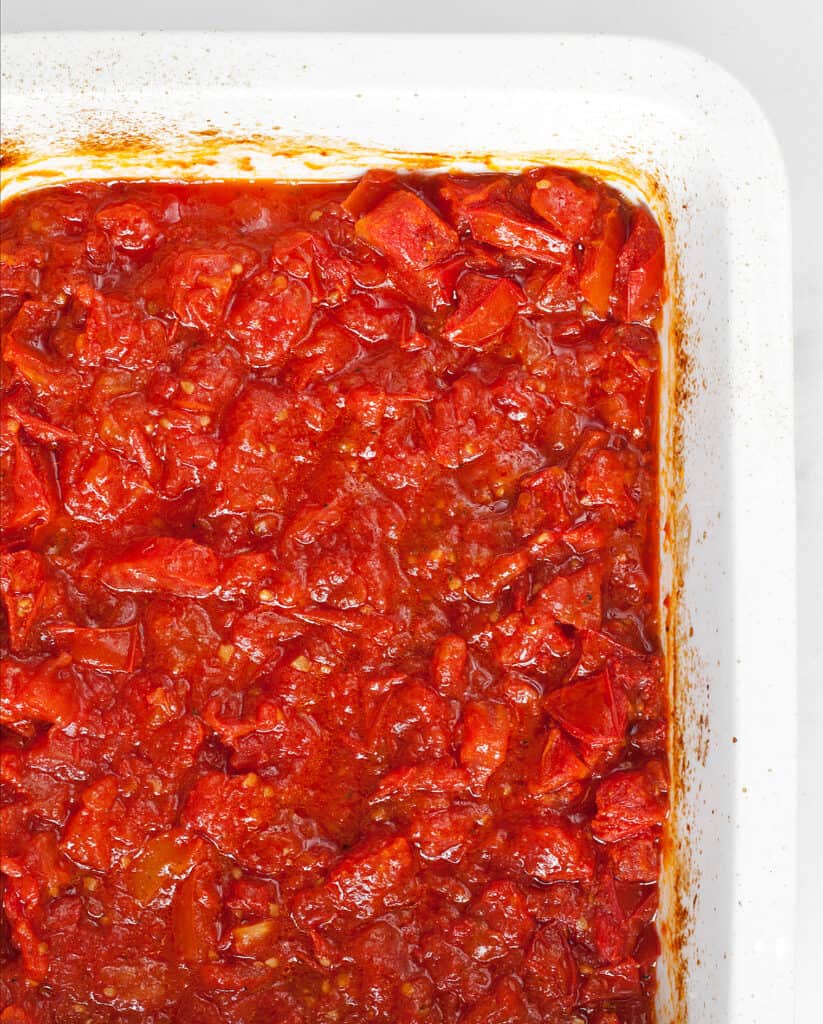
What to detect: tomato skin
<box><xmin>173</xmin><ymin>862</ymin><xmax>221</xmax><ymax>963</ymax></box>
<box><xmin>3</xmin><ymin>438</ymin><xmax>57</xmax><ymax>531</ymax></box>
<box><xmin>443</xmin><ymin>273</ymin><xmax>523</xmax><ymax>348</ymax></box>
<box><xmin>545</xmin><ymin>670</ymin><xmax>629</xmax><ymax>744</ymax></box>
<box><xmin>580</xmin><ymin>206</ymin><xmax>625</xmax><ymax>315</ymax></box>
<box><xmin>101</xmin><ymin>537</ymin><xmax>219</xmax><ymax>597</ymax></box>
<box><xmin>3</xmin><ymin>879</ymin><xmax>49</xmax><ymax>983</ymax></box>
<box><xmin>0</xmin><ymin>172</ymin><xmax>665</xmax><ymax>1024</ymax></box>
<box><xmin>464</xmin><ymin>203</ymin><xmax>570</xmax><ymax>261</ymax></box>
<box><xmin>616</xmin><ymin>206</ymin><xmax>666</xmax><ymax>321</ymax></box>
<box><xmin>4</xmin><ymin>402</ymin><xmax>77</xmax><ymax>446</ymax></box>
<box><xmin>0</xmin><ymin>550</ymin><xmax>47</xmax><ymax>653</ymax></box>
<box><xmin>48</xmin><ymin>623</ymin><xmax>141</xmax><ymax>671</ymax></box>
<box><xmin>528</xmin><ymin>726</ymin><xmax>590</xmax><ymax>794</ymax></box>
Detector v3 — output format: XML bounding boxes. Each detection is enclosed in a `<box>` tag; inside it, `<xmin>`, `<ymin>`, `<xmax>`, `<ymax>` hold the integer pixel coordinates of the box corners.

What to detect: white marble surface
<box><xmin>3</xmin><ymin>0</ymin><xmax>822</xmax><ymax>1014</ymax></box>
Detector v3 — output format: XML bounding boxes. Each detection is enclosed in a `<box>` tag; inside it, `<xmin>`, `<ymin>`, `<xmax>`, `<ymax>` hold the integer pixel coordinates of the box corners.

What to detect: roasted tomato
<box><xmin>0</xmin><ymin>171</ymin><xmax>665</xmax><ymax>1024</ymax></box>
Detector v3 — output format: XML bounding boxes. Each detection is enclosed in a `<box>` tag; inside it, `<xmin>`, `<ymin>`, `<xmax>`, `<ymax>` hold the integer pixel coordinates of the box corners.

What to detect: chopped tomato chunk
<box><xmin>356</xmin><ymin>190</ymin><xmax>459</xmax><ymax>269</ymax></box>
<box><xmin>95</xmin><ymin>201</ymin><xmax>160</xmax><ymax>251</ymax></box>
<box><xmin>580</xmin><ymin>960</ymin><xmax>642</xmax><ymax>1003</ymax></box>
<box><xmin>493</xmin><ymin>576</ymin><xmax>579</xmax><ymax>671</ymax></box>
<box><xmin>512</xmin><ymin>821</ymin><xmax>596</xmax><ymax>883</ymax></box>
<box><xmin>169</xmin><ymin>248</ymin><xmax>245</xmax><ymax>331</ymax></box>
<box><xmin>530</xmin><ymin>171</ymin><xmax>600</xmax><ymax>239</ymax></box>
<box><xmin>1</xmin><ymin>654</ymin><xmax>78</xmax><ymax>729</ymax></box>
<box><xmin>577</xmin><ymin>446</ymin><xmax>639</xmax><ymax>523</ymax></box>
<box><xmin>419</xmin><ymin>372</ymin><xmax>508</xmax><ymax>469</ymax></box>
<box><xmin>537</xmin><ymin>562</ymin><xmax>604</xmax><ymax>630</ymax></box>
<box><xmin>228</xmin><ymin>269</ymin><xmax>313</xmax><ymax>368</ymax></box>
<box><xmin>523</xmin><ymin>923</ymin><xmax>579</xmax><ymax>1011</ymax></box>
<box><xmin>341</xmin><ymin>168</ymin><xmax>397</xmax><ymax>218</ymax></box>
<box><xmin>592</xmin><ymin>762</ymin><xmax>668</xmax><ymax>841</ymax></box>
<box><xmin>126</xmin><ymin>832</ymin><xmax>208</xmax><ymax>905</ymax></box>
<box><xmin>459</xmin><ymin>700</ymin><xmax>512</xmax><ymax>783</ymax></box>
<box><xmin>609</xmin><ymin>831</ymin><xmax>661</xmax><ymax>882</ymax></box>
<box><xmin>325</xmin><ymin>835</ymin><xmax>415</xmax><ymax>917</ymax></box>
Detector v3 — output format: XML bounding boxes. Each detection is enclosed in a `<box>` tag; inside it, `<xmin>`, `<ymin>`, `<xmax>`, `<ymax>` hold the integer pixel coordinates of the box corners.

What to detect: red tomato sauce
<box><xmin>0</xmin><ymin>168</ymin><xmax>667</xmax><ymax>1024</ymax></box>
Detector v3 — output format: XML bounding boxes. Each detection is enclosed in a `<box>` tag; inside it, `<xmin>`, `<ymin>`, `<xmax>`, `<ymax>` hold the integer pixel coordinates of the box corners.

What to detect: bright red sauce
<box><xmin>0</xmin><ymin>168</ymin><xmax>667</xmax><ymax>1024</ymax></box>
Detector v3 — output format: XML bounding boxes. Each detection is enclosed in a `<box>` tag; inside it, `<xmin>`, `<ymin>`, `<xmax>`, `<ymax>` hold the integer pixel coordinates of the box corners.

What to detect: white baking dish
<box><xmin>0</xmin><ymin>32</ymin><xmax>796</xmax><ymax>1023</ymax></box>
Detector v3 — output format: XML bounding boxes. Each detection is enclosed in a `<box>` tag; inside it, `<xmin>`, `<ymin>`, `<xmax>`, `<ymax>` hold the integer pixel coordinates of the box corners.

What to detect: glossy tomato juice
<box><xmin>0</xmin><ymin>168</ymin><xmax>668</xmax><ymax>1024</ymax></box>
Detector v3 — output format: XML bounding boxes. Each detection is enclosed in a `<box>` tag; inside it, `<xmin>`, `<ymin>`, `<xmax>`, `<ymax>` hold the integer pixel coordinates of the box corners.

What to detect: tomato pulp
<box><xmin>0</xmin><ymin>168</ymin><xmax>668</xmax><ymax>1024</ymax></box>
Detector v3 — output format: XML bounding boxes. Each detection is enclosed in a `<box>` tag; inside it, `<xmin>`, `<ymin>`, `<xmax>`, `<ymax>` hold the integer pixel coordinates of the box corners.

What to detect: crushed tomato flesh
<box><xmin>0</xmin><ymin>168</ymin><xmax>667</xmax><ymax>1024</ymax></box>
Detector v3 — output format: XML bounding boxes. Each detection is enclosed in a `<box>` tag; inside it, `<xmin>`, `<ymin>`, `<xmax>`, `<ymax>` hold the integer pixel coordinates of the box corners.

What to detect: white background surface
<box><xmin>3</xmin><ymin>0</ymin><xmax>821</xmax><ymax>1015</ymax></box>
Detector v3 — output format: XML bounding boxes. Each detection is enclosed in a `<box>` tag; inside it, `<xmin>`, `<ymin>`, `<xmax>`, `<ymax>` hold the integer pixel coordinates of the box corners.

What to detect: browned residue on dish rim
<box><xmin>659</xmin><ymin>241</ymin><xmax>698</xmax><ymax>1022</ymax></box>
<box><xmin>0</xmin><ymin>130</ymin><xmax>699</xmax><ymax>1022</ymax></box>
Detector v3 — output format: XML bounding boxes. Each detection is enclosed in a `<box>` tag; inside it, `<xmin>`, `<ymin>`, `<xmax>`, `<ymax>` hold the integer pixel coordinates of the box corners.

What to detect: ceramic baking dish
<box><xmin>0</xmin><ymin>31</ymin><xmax>796</xmax><ymax>1023</ymax></box>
